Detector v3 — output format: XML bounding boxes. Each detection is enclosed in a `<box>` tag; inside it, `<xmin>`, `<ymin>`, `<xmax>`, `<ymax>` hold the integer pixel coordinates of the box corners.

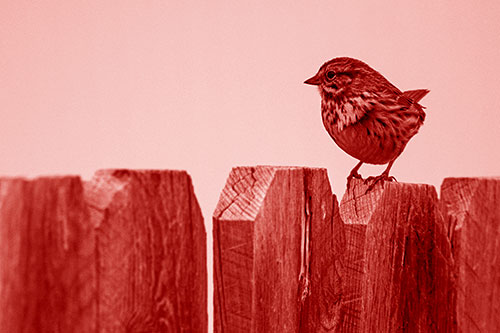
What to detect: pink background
<box><xmin>2</xmin><ymin>1</ymin><xmax>500</xmax><ymax>328</ymax></box>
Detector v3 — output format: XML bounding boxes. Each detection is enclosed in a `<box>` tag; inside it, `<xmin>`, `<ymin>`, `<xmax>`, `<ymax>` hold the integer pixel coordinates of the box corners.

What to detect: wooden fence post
<box><xmin>0</xmin><ymin>176</ymin><xmax>94</xmax><ymax>332</ymax></box>
<box><xmin>2</xmin><ymin>167</ymin><xmax>498</xmax><ymax>333</ymax></box>
<box><xmin>441</xmin><ymin>177</ymin><xmax>500</xmax><ymax>332</ymax></box>
<box><xmin>0</xmin><ymin>169</ymin><xmax>207</xmax><ymax>332</ymax></box>
<box><xmin>339</xmin><ymin>179</ymin><xmax>455</xmax><ymax>331</ymax></box>
<box><xmin>213</xmin><ymin>166</ymin><xmax>344</xmax><ymax>332</ymax></box>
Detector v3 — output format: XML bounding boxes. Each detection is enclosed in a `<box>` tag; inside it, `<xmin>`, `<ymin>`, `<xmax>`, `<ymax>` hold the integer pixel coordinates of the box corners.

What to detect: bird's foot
<box><xmin>364</xmin><ymin>173</ymin><xmax>397</xmax><ymax>193</ymax></box>
<box><xmin>346</xmin><ymin>171</ymin><xmax>363</xmax><ymax>191</ymax></box>
<box><xmin>348</xmin><ymin>170</ymin><xmax>363</xmax><ymax>180</ymax></box>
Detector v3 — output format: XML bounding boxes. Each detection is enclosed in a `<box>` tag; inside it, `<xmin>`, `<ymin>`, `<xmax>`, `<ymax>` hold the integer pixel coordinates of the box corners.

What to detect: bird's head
<box><xmin>304</xmin><ymin>57</ymin><xmax>376</xmax><ymax>98</ymax></box>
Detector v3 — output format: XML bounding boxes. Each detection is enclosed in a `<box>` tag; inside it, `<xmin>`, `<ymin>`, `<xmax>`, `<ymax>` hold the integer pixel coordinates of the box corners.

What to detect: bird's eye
<box><xmin>326</xmin><ymin>71</ymin><xmax>335</xmax><ymax>80</ymax></box>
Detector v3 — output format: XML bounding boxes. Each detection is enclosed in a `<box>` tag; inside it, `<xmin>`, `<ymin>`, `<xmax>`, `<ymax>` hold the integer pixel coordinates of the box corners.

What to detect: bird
<box><xmin>304</xmin><ymin>57</ymin><xmax>429</xmax><ymax>190</ymax></box>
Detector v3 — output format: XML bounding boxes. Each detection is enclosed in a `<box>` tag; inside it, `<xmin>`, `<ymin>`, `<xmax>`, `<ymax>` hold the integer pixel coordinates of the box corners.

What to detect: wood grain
<box><xmin>213</xmin><ymin>166</ymin><xmax>343</xmax><ymax>332</ymax></box>
<box><xmin>0</xmin><ymin>176</ymin><xmax>95</xmax><ymax>332</ymax></box>
<box><xmin>85</xmin><ymin>169</ymin><xmax>207</xmax><ymax>332</ymax></box>
<box><xmin>337</xmin><ymin>179</ymin><xmax>385</xmax><ymax>332</ymax></box>
<box><xmin>441</xmin><ymin>177</ymin><xmax>500</xmax><ymax>332</ymax></box>
<box><xmin>0</xmin><ymin>169</ymin><xmax>207</xmax><ymax>332</ymax></box>
<box><xmin>339</xmin><ymin>179</ymin><xmax>454</xmax><ymax>332</ymax></box>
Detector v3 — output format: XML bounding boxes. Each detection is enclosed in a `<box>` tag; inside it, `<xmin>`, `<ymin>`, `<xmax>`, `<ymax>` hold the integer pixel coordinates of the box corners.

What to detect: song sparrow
<box><xmin>305</xmin><ymin>57</ymin><xmax>429</xmax><ymax>189</ymax></box>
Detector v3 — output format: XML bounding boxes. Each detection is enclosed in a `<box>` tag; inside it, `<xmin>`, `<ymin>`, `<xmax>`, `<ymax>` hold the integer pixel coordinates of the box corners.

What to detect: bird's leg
<box><xmin>348</xmin><ymin>161</ymin><xmax>364</xmax><ymax>179</ymax></box>
<box><xmin>365</xmin><ymin>159</ymin><xmax>397</xmax><ymax>192</ymax></box>
<box><xmin>346</xmin><ymin>161</ymin><xmax>364</xmax><ymax>191</ymax></box>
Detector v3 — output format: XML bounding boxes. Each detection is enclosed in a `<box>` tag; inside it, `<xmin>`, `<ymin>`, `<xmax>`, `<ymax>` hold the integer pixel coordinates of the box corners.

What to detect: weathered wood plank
<box><xmin>441</xmin><ymin>177</ymin><xmax>500</xmax><ymax>332</ymax></box>
<box><xmin>337</xmin><ymin>180</ymin><xmax>385</xmax><ymax>332</ymax></box>
<box><xmin>85</xmin><ymin>169</ymin><xmax>207</xmax><ymax>332</ymax></box>
<box><xmin>339</xmin><ymin>179</ymin><xmax>454</xmax><ymax>332</ymax></box>
<box><xmin>0</xmin><ymin>176</ymin><xmax>95</xmax><ymax>332</ymax></box>
<box><xmin>0</xmin><ymin>169</ymin><xmax>207</xmax><ymax>332</ymax></box>
<box><xmin>213</xmin><ymin>166</ymin><xmax>342</xmax><ymax>332</ymax></box>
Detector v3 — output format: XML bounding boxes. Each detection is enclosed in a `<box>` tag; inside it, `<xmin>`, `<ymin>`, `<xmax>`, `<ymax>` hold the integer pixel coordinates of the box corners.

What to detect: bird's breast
<box><xmin>322</xmin><ymin>109</ymin><xmax>406</xmax><ymax>164</ymax></box>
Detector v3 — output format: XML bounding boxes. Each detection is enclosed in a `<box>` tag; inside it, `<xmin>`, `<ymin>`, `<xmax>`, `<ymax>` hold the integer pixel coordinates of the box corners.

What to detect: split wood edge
<box><xmin>214</xmin><ymin>167</ymin><xmax>500</xmax><ymax>332</ymax></box>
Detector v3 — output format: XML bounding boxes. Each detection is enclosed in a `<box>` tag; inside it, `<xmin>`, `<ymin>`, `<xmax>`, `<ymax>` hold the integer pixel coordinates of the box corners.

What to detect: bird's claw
<box><xmin>364</xmin><ymin>173</ymin><xmax>397</xmax><ymax>193</ymax></box>
<box><xmin>346</xmin><ymin>172</ymin><xmax>363</xmax><ymax>191</ymax></box>
<box><xmin>348</xmin><ymin>171</ymin><xmax>363</xmax><ymax>180</ymax></box>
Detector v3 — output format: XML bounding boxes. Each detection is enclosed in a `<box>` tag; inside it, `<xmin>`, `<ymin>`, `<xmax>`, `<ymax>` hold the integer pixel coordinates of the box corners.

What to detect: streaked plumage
<box><xmin>305</xmin><ymin>57</ymin><xmax>429</xmax><ymax>188</ymax></box>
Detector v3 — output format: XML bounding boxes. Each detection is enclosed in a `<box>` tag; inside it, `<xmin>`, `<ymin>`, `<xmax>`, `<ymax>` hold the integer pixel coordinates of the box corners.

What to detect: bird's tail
<box><xmin>402</xmin><ymin>89</ymin><xmax>430</xmax><ymax>103</ymax></box>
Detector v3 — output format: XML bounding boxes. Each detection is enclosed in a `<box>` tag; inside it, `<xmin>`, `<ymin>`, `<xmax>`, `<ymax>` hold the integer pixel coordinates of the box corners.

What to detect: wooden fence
<box><xmin>1</xmin><ymin>166</ymin><xmax>499</xmax><ymax>332</ymax></box>
<box><xmin>0</xmin><ymin>170</ymin><xmax>207</xmax><ymax>332</ymax></box>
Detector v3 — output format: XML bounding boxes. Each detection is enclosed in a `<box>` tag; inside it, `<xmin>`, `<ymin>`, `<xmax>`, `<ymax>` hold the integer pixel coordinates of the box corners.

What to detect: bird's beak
<box><xmin>304</xmin><ymin>74</ymin><xmax>320</xmax><ymax>86</ymax></box>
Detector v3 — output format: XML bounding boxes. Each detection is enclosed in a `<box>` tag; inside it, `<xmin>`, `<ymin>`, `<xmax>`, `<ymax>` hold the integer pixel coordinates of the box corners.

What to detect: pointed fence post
<box><xmin>339</xmin><ymin>179</ymin><xmax>455</xmax><ymax>331</ymax></box>
<box><xmin>213</xmin><ymin>166</ymin><xmax>344</xmax><ymax>332</ymax></box>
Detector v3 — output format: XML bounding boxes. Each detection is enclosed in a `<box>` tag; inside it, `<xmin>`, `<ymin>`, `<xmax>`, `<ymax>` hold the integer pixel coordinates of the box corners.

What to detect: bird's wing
<box><xmin>401</xmin><ymin>89</ymin><xmax>430</xmax><ymax>104</ymax></box>
<box><xmin>358</xmin><ymin>89</ymin><xmax>428</xmax><ymax>139</ymax></box>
